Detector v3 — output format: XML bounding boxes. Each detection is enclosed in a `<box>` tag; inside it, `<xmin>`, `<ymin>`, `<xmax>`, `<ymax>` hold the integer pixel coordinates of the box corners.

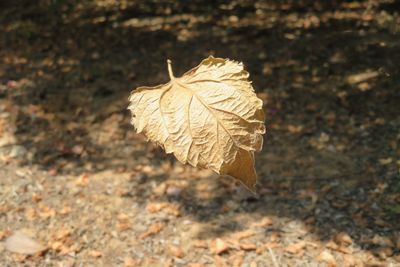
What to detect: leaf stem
<box><xmin>167</xmin><ymin>59</ymin><xmax>175</xmax><ymax>80</ymax></box>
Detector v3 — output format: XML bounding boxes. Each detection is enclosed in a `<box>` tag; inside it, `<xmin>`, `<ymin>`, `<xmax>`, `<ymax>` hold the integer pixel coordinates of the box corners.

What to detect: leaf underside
<box><xmin>128</xmin><ymin>56</ymin><xmax>265</xmax><ymax>191</ymax></box>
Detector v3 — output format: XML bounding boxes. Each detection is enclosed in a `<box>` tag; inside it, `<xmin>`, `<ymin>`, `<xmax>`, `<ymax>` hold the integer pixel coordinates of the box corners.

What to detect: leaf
<box><xmin>139</xmin><ymin>222</ymin><xmax>164</xmax><ymax>239</ymax></box>
<box><xmin>128</xmin><ymin>56</ymin><xmax>265</xmax><ymax>190</ymax></box>
<box><xmin>316</xmin><ymin>250</ymin><xmax>336</xmax><ymax>267</ymax></box>
<box><xmin>212</xmin><ymin>238</ymin><xmax>230</xmax><ymax>255</ymax></box>
<box><xmin>5</xmin><ymin>232</ymin><xmax>46</xmax><ymax>255</ymax></box>
<box><xmin>285</xmin><ymin>241</ymin><xmax>306</xmax><ymax>255</ymax></box>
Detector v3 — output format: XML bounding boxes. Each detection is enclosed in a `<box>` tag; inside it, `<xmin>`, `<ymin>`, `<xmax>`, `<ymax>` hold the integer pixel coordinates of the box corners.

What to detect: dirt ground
<box><xmin>0</xmin><ymin>1</ymin><xmax>399</xmax><ymax>266</ymax></box>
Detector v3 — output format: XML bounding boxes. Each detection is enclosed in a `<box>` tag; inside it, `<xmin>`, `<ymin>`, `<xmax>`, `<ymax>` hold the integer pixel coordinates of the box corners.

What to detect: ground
<box><xmin>0</xmin><ymin>0</ymin><xmax>399</xmax><ymax>266</ymax></box>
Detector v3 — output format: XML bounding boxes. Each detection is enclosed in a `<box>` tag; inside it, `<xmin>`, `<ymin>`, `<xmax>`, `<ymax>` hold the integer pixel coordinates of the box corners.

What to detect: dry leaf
<box><xmin>370</xmin><ymin>234</ymin><xmax>395</xmax><ymax>247</ymax></box>
<box><xmin>316</xmin><ymin>250</ymin><xmax>337</xmax><ymax>267</ymax></box>
<box><xmin>212</xmin><ymin>238</ymin><xmax>230</xmax><ymax>255</ymax></box>
<box><xmin>146</xmin><ymin>202</ymin><xmax>181</xmax><ymax>217</ymax></box>
<box><xmin>192</xmin><ymin>239</ymin><xmax>208</xmax><ymax>248</ymax></box>
<box><xmin>168</xmin><ymin>245</ymin><xmax>185</xmax><ymax>258</ymax></box>
<box><xmin>58</xmin><ymin>206</ymin><xmax>72</xmax><ymax>215</ymax></box>
<box><xmin>124</xmin><ymin>257</ymin><xmax>140</xmax><ymax>267</ymax></box>
<box><xmin>5</xmin><ymin>232</ymin><xmax>46</xmax><ymax>255</ymax></box>
<box><xmin>89</xmin><ymin>250</ymin><xmax>103</xmax><ymax>258</ymax></box>
<box><xmin>263</xmin><ymin>242</ymin><xmax>280</xmax><ymax>250</ymax></box>
<box><xmin>214</xmin><ymin>255</ymin><xmax>228</xmax><ymax>267</ymax></box>
<box><xmin>285</xmin><ymin>241</ymin><xmax>306</xmax><ymax>255</ymax></box>
<box><xmin>334</xmin><ymin>232</ymin><xmax>353</xmax><ymax>246</ymax></box>
<box><xmin>251</xmin><ymin>217</ymin><xmax>273</xmax><ymax>228</ymax></box>
<box><xmin>0</xmin><ymin>229</ymin><xmax>11</xmax><ymax>241</ymax></box>
<box><xmin>240</xmin><ymin>243</ymin><xmax>257</xmax><ymax>251</ymax></box>
<box><xmin>347</xmin><ymin>70</ymin><xmax>379</xmax><ymax>84</ymax></box>
<box><xmin>128</xmin><ymin>56</ymin><xmax>265</xmax><ymax>191</ymax></box>
<box><xmin>374</xmin><ymin>247</ymin><xmax>393</xmax><ymax>260</ymax></box>
<box><xmin>75</xmin><ymin>173</ymin><xmax>89</xmax><ymax>187</ymax></box>
<box><xmin>139</xmin><ymin>222</ymin><xmax>164</xmax><ymax>239</ymax></box>
<box><xmin>232</xmin><ymin>255</ymin><xmax>244</xmax><ymax>267</ymax></box>
<box><xmin>187</xmin><ymin>264</ymin><xmax>205</xmax><ymax>267</ymax></box>
<box><xmin>146</xmin><ymin>202</ymin><xmax>168</xmax><ymax>213</ymax></box>
<box><xmin>231</xmin><ymin>229</ymin><xmax>257</xmax><ymax>242</ymax></box>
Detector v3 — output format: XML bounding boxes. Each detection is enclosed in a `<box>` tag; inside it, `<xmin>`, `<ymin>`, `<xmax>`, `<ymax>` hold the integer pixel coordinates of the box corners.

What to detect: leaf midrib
<box><xmin>172</xmin><ymin>79</ymin><xmax>240</xmax><ymax>149</ymax></box>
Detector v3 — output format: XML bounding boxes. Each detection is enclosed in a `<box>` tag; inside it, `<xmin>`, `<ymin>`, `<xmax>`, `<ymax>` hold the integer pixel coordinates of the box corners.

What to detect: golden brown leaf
<box><xmin>128</xmin><ymin>56</ymin><xmax>265</xmax><ymax>190</ymax></box>
<box><xmin>212</xmin><ymin>238</ymin><xmax>230</xmax><ymax>255</ymax></box>
<box><xmin>285</xmin><ymin>241</ymin><xmax>306</xmax><ymax>255</ymax></box>
<box><xmin>240</xmin><ymin>243</ymin><xmax>257</xmax><ymax>251</ymax></box>
<box><xmin>316</xmin><ymin>250</ymin><xmax>337</xmax><ymax>267</ymax></box>
<box><xmin>139</xmin><ymin>222</ymin><xmax>164</xmax><ymax>239</ymax></box>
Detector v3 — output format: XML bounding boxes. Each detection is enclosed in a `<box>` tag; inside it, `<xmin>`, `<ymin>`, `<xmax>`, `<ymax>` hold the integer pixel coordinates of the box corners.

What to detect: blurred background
<box><xmin>0</xmin><ymin>1</ymin><xmax>399</xmax><ymax>266</ymax></box>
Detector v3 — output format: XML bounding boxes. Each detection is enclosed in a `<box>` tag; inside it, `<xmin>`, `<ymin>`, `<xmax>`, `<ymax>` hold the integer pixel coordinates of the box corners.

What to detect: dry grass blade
<box><xmin>268</xmin><ymin>247</ymin><xmax>281</xmax><ymax>267</ymax></box>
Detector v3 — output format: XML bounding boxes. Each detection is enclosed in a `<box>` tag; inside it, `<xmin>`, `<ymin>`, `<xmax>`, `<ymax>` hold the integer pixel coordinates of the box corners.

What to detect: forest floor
<box><xmin>0</xmin><ymin>1</ymin><xmax>399</xmax><ymax>266</ymax></box>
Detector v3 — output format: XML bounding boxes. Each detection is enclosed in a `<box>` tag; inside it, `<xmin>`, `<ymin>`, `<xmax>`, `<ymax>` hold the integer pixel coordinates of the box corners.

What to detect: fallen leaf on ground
<box><xmin>370</xmin><ymin>234</ymin><xmax>395</xmax><ymax>247</ymax></box>
<box><xmin>316</xmin><ymin>250</ymin><xmax>336</xmax><ymax>267</ymax></box>
<box><xmin>117</xmin><ymin>213</ymin><xmax>130</xmax><ymax>221</ymax></box>
<box><xmin>285</xmin><ymin>241</ymin><xmax>306</xmax><ymax>255</ymax></box>
<box><xmin>251</xmin><ymin>217</ymin><xmax>273</xmax><ymax>228</ymax></box>
<box><xmin>116</xmin><ymin>222</ymin><xmax>131</xmax><ymax>231</ymax></box>
<box><xmin>326</xmin><ymin>240</ymin><xmax>352</xmax><ymax>254</ymax></box>
<box><xmin>212</xmin><ymin>238</ymin><xmax>230</xmax><ymax>255</ymax></box>
<box><xmin>187</xmin><ymin>263</ymin><xmax>205</xmax><ymax>267</ymax></box>
<box><xmin>374</xmin><ymin>247</ymin><xmax>393</xmax><ymax>260</ymax></box>
<box><xmin>5</xmin><ymin>232</ymin><xmax>46</xmax><ymax>255</ymax></box>
<box><xmin>337</xmin><ymin>246</ymin><xmax>353</xmax><ymax>254</ymax></box>
<box><xmin>334</xmin><ymin>232</ymin><xmax>353</xmax><ymax>246</ymax></box>
<box><xmin>152</xmin><ymin>182</ymin><xmax>167</xmax><ymax>196</ymax></box>
<box><xmin>231</xmin><ymin>229</ymin><xmax>257</xmax><ymax>242</ymax></box>
<box><xmin>139</xmin><ymin>222</ymin><xmax>164</xmax><ymax>239</ymax></box>
<box><xmin>240</xmin><ymin>243</ymin><xmax>257</xmax><ymax>251</ymax></box>
<box><xmin>31</xmin><ymin>193</ymin><xmax>42</xmax><ymax>203</ymax></box>
<box><xmin>89</xmin><ymin>250</ymin><xmax>103</xmax><ymax>258</ymax></box>
<box><xmin>58</xmin><ymin>206</ymin><xmax>72</xmax><ymax>215</ymax></box>
<box><xmin>233</xmin><ymin>255</ymin><xmax>244</xmax><ymax>267</ymax></box>
<box><xmin>75</xmin><ymin>173</ymin><xmax>89</xmax><ymax>187</ymax></box>
<box><xmin>342</xmin><ymin>254</ymin><xmax>359</xmax><ymax>267</ymax></box>
<box><xmin>146</xmin><ymin>202</ymin><xmax>168</xmax><ymax>213</ymax></box>
<box><xmin>37</xmin><ymin>205</ymin><xmax>56</xmax><ymax>219</ymax></box>
<box><xmin>347</xmin><ymin>70</ymin><xmax>379</xmax><ymax>84</ymax></box>
<box><xmin>164</xmin><ymin>203</ymin><xmax>181</xmax><ymax>217</ymax></box>
<box><xmin>53</xmin><ymin>228</ymin><xmax>71</xmax><ymax>242</ymax></box>
<box><xmin>269</xmin><ymin>232</ymin><xmax>280</xmax><ymax>242</ymax></box>
<box><xmin>124</xmin><ymin>257</ymin><xmax>140</xmax><ymax>267</ymax></box>
<box><xmin>287</xmin><ymin>125</ymin><xmax>303</xmax><ymax>133</ymax></box>
<box><xmin>229</xmin><ymin>251</ymin><xmax>245</xmax><ymax>267</ymax></box>
<box><xmin>168</xmin><ymin>245</ymin><xmax>184</xmax><ymax>258</ymax></box>
<box><xmin>146</xmin><ymin>202</ymin><xmax>181</xmax><ymax>217</ymax></box>
<box><xmin>24</xmin><ymin>208</ymin><xmax>36</xmax><ymax>221</ymax></box>
<box><xmin>214</xmin><ymin>255</ymin><xmax>228</xmax><ymax>267</ymax></box>
<box><xmin>0</xmin><ymin>229</ymin><xmax>11</xmax><ymax>240</ymax></box>
<box><xmin>192</xmin><ymin>239</ymin><xmax>208</xmax><ymax>248</ymax></box>
<box><xmin>128</xmin><ymin>56</ymin><xmax>266</xmax><ymax>191</ymax></box>
<box><xmin>379</xmin><ymin>158</ymin><xmax>392</xmax><ymax>165</ymax></box>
